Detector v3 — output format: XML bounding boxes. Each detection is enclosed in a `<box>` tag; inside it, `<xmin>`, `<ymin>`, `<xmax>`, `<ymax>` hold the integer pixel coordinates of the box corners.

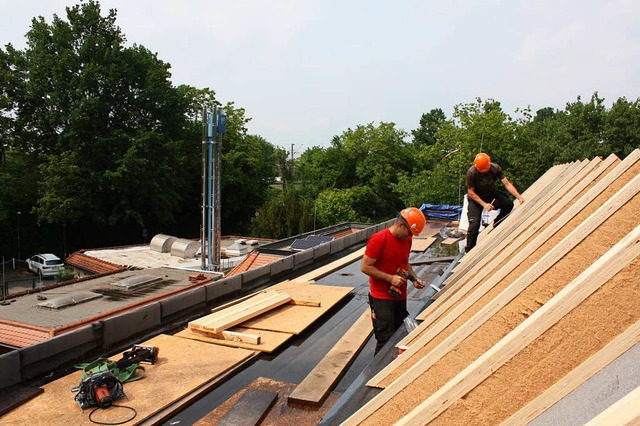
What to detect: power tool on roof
<box><xmin>390</xmin><ymin>268</ymin><xmax>418</xmax><ymax>298</ymax></box>
<box><xmin>116</xmin><ymin>344</ymin><xmax>159</xmax><ymax>368</ymax></box>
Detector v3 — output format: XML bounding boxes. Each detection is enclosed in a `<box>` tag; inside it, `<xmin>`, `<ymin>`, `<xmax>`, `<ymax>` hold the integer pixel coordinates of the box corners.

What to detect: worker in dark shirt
<box><xmin>465</xmin><ymin>152</ymin><xmax>524</xmax><ymax>252</ymax></box>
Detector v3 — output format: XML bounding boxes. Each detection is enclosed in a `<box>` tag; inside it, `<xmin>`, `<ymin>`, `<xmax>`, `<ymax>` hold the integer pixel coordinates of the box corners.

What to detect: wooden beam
<box><xmin>585</xmin><ymin>385</ymin><xmax>640</xmax><ymax>426</ymax></box>
<box><xmin>503</xmin><ymin>319</ymin><xmax>640</xmax><ymax>425</ymax></box>
<box><xmin>287</xmin><ymin>309</ymin><xmax>373</xmax><ymax>406</ymax></box>
<box><xmin>434</xmin><ymin>160</ymin><xmax>584</xmax><ymax>299</ymax></box>
<box><xmin>294</xmin><ymin>247</ymin><xmax>366</xmax><ymax>282</ymax></box>
<box><xmin>395</xmin><ymin>225</ymin><xmax>640</xmax><ymax>426</ymax></box>
<box><xmin>433</xmin><ymin>161</ymin><xmax>579</xmax><ymax>301</ymax></box>
<box><xmin>417</xmin><ymin>152</ymin><xmax>625</xmax><ymax>325</ymax></box>
<box><xmin>367</xmin><ymin>171</ymin><xmax>640</xmax><ymax>397</ymax></box>
<box><xmin>368</xmin><ymin>159</ymin><xmax>637</xmax><ymax>389</ymax></box>
<box><xmin>189</xmin><ymin>291</ymin><xmax>291</xmax><ymax>334</ymax></box>
<box><xmin>289</xmin><ymin>298</ymin><xmax>321</xmax><ymax>307</ymax></box>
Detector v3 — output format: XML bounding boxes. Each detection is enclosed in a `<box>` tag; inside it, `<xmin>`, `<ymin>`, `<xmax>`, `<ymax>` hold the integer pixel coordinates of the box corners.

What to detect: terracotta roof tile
<box><xmin>0</xmin><ymin>323</ymin><xmax>50</xmax><ymax>348</ymax></box>
<box><xmin>331</xmin><ymin>228</ymin><xmax>360</xmax><ymax>238</ymax></box>
<box><xmin>227</xmin><ymin>252</ymin><xmax>284</xmax><ymax>277</ymax></box>
<box><xmin>66</xmin><ymin>252</ymin><xmax>123</xmax><ymax>274</ymax></box>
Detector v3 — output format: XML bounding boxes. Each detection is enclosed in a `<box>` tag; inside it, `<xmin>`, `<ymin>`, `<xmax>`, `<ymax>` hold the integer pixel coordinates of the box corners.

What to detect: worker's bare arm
<box><xmin>361</xmin><ymin>255</ymin><xmax>405</xmax><ymax>287</ymax></box>
<box><xmin>501</xmin><ymin>177</ymin><xmax>525</xmax><ymax>203</ymax></box>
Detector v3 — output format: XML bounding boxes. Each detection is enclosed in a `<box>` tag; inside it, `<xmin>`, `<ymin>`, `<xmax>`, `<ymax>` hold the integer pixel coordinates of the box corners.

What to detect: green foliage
<box><xmin>315</xmin><ymin>186</ymin><xmax>379</xmax><ymax>227</ymax></box>
<box><xmin>249</xmin><ymin>187</ymin><xmax>311</xmax><ymax>239</ymax></box>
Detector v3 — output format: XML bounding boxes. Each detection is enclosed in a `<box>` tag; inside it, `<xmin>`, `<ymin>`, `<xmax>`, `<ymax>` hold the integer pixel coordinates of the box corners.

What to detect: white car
<box><xmin>26</xmin><ymin>254</ymin><xmax>65</xmax><ymax>277</ymax></box>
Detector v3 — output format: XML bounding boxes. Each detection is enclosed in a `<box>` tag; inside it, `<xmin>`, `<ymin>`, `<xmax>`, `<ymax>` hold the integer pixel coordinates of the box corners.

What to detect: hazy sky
<box><xmin>1</xmin><ymin>0</ymin><xmax>639</xmax><ymax>154</ymax></box>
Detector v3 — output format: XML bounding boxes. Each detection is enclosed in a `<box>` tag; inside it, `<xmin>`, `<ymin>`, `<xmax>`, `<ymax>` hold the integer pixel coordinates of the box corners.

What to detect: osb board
<box><xmin>0</xmin><ymin>334</ymin><xmax>256</xmax><ymax>426</ymax></box>
<box><xmin>358</xmin><ymin>196</ymin><xmax>640</xmax><ymax>424</ymax></box>
<box><xmin>0</xmin><ymin>385</ymin><xmax>43</xmax><ymax>416</ymax></box>
<box><xmin>175</xmin><ymin>326</ymin><xmax>294</xmax><ymax>353</ymax></box>
<box><xmin>430</xmin><ymin>259</ymin><xmax>640</xmax><ymax>426</ymax></box>
<box><xmin>241</xmin><ymin>284</ymin><xmax>353</xmax><ymax>334</ymax></box>
<box><xmin>411</xmin><ymin>237</ymin><xmax>436</xmax><ymax>252</ymax></box>
<box><xmin>392</xmin><ymin>162</ymin><xmax>640</xmax><ymax>386</ymax></box>
<box><xmin>195</xmin><ymin>377</ymin><xmax>341</xmax><ymax>426</ymax></box>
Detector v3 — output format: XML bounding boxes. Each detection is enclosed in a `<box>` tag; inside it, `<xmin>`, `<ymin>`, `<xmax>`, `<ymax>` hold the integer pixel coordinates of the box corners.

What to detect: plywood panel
<box><xmin>411</xmin><ymin>237</ymin><xmax>436</xmax><ymax>252</ymax></box>
<box><xmin>0</xmin><ymin>334</ymin><xmax>257</xmax><ymax>426</ymax></box>
<box><xmin>241</xmin><ymin>285</ymin><xmax>353</xmax><ymax>334</ymax></box>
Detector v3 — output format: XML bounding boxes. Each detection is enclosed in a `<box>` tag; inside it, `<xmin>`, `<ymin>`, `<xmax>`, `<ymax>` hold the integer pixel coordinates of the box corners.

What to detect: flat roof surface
<box><xmin>0</xmin><ymin>267</ymin><xmax>219</xmax><ymax>329</ymax></box>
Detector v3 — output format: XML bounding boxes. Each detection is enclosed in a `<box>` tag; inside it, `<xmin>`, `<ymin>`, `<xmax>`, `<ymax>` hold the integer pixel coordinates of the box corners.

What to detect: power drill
<box><xmin>390</xmin><ymin>268</ymin><xmax>417</xmax><ymax>298</ymax></box>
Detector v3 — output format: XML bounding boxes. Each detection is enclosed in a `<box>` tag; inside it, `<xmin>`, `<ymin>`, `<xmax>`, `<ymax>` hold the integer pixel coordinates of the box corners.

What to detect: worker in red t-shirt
<box><xmin>361</xmin><ymin>207</ymin><xmax>426</xmax><ymax>354</ymax></box>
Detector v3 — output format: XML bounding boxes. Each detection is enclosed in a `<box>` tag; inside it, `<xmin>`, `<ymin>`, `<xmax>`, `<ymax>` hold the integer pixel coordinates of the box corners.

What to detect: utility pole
<box><xmin>200</xmin><ymin>106</ymin><xmax>227</xmax><ymax>272</ymax></box>
<box><xmin>17</xmin><ymin>211</ymin><xmax>21</xmax><ymax>261</ymax></box>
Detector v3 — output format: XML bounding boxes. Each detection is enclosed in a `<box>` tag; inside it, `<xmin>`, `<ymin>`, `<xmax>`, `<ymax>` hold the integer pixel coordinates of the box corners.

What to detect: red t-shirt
<box><xmin>365</xmin><ymin>228</ymin><xmax>412</xmax><ymax>300</ymax></box>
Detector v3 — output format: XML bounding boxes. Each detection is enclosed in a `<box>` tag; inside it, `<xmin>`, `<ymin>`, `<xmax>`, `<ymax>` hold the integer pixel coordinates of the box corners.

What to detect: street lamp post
<box><xmin>17</xmin><ymin>211</ymin><xmax>21</xmax><ymax>261</ymax></box>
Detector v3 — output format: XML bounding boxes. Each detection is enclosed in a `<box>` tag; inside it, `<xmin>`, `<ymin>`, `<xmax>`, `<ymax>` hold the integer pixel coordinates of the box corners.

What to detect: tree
<box><xmin>412</xmin><ymin>108</ymin><xmax>447</xmax><ymax>146</ymax></box>
<box><xmin>603</xmin><ymin>97</ymin><xmax>640</xmax><ymax>158</ymax></box>
<box><xmin>4</xmin><ymin>1</ymin><xmax>191</xmax><ymax>236</ymax></box>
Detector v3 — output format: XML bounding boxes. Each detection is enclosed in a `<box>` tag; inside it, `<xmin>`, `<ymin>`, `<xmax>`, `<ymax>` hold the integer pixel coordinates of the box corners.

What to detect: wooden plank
<box><xmin>455</xmin><ymin>161</ymin><xmax>570</xmax><ymax>269</ymax></box>
<box><xmin>415</xmin><ymin>158</ymin><xmax>606</xmax><ymax>328</ymax></box>
<box><xmin>175</xmin><ymin>327</ymin><xmax>293</xmax><ymax>353</ymax></box>
<box><xmin>440</xmin><ymin>236</ymin><xmax>463</xmax><ymax>247</ymax></box>
<box><xmin>289</xmin><ymin>298</ymin><xmax>321</xmax><ymax>307</ymax></box>
<box><xmin>416</xmin><ymin>152</ymin><xmax>623</xmax><ymax>324</ymax></box>
<box><xmin>193</xmin><ymin>329</ymin><xmax>262</xmax><ymax>345</ymax></box>
<box><xmin>434</xmin><ymin>160</ymin><xmax>584</xmax><ymax>299</ymax></box>
<box><xmin>288</xmin><ymin>309</ymin><xmax>373</xmax><ymax>406</ymax></box>
<box><xmin>395</xmin><ymin>225</ymin><xmax>640</xmax><ymax>426</ymax></box>
<box><xmin>189</xmin><ymin>291</ymin><xmax>292</xmax><ymax>334</ymax></box>
<box><xmin>241</xmin><ymin>285</ymin><xmax>353</xmax><ymax>334</ymax></box>
<box><xmin>368</xmin><ymin>163</ymin><xmax>638</xmax><ymax>389</ymax></box>
<box><xmin>585</xmin><ymin>385</ymin><xmax>640</xmax><ymax>426</ymax></box>
<box><xmin>411</xmin><ymin>237</ymin><xmax>436</xmax><ymax>252</ymax></box>
<box><xmin>363</xmin><ymin>171</ymin><xmax>639</xmax><ymax>403</ymax></box>
<box><xmin>294</xmin><ymin>247</ymin><xmax>365</xmax><ymax>282</ymax></box>
<box><xmin>217</xmin><ymin>389</ymin><xmax>278</xmax><ymax>426</ymax></box>
<box><xmin>0</xmin><ymin>334</ymin><xmax>257</xmax><ymax>426</ymax></box>
<box><xmin>503</xmin><ymin>319</ymin><xmax>640</xmax><ymax>426</ymax></box>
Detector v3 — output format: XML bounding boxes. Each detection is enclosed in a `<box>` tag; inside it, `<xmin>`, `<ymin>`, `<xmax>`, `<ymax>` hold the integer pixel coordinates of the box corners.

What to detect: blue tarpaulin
<box><xmin>419</xmin><ymin>203</ymin><xmax>462</xmax><ymax>221</ymax></box>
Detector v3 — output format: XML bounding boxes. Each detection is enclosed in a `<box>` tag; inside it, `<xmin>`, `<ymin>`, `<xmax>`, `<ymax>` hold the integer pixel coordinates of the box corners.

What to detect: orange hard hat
<box><xmin>474</xmin><ymin>152</ymin><xmax>491</xmax><ymax>172</ymax></box>
<box><xmin>399</xmin><ymin>207</ymin><xmax>426</xmax><ymax>236</ymax></box>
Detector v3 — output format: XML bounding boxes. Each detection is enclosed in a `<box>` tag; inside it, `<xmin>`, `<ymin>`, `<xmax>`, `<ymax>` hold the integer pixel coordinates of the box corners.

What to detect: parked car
<box><xmin>26</xmin><ymin>254</ymin><xmax>65</xmax><ymax>277</ymax></box>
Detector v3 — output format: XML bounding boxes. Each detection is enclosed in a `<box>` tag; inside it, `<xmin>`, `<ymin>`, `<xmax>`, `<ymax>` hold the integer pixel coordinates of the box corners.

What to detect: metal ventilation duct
<box><xmin>170</xmin><ymin>239</ymin><xmax>200</xmax><ymax>259</ymax></box>
<box><xmin>37</xmin><ymin>291</ymin><xmax>102</xmax><ymax>309</ymax></box>
<box><xmin>110</xmin><ymin>274</ymin><xmax>162</xmax><ymax>291</ymax></box>
<box><xmin>150</xmin><ymin>234</ymin><xmax>177</xmax><ymax>253</ymax></box>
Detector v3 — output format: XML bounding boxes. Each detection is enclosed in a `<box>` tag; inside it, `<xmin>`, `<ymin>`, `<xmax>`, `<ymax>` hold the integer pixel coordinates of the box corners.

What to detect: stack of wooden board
<box><xmin>341</xmin><ymin>149</ymin><xmax>640</xmax><ymax>425</ymax></box>
<box><xmin>177</xmin><ymin>281</ymin><xmax>354</xmax><ymax>353</ymax></box>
